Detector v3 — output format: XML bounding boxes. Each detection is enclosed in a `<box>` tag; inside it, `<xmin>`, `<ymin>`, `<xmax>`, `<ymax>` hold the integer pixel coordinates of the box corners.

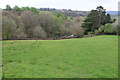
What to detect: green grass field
<box><xmin>2</xmin><ymin>35</ymin><xmax>118</xmax><ymax>78</ymax></box>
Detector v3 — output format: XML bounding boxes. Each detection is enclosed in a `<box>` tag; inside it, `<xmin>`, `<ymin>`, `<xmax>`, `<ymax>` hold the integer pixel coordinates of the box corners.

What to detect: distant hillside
<box><xmin>86</xmin><ymin>11</ymin><xmax>118</xmax><ymax>15</ymax></box>
<box><xmin>39</xmin><ymin>8</ymin><xmax>88</xmax><ymax>17</ymax></box>
<box><xmin>106</xmin><ymin>11</ymin><xmax>118</xmax><ymax>17</ymax></box>
<box><xmin>39</xmin><ymin>8</ymin><xmax>118</xmax><ymax>17</ymax></box>
<box><xmin>86</xmin><ymin>11</ymin><xmax>118</xmax><ymax>17</ymax></box>
<box><xmin>106</xmin><ymin>11</ymin><xmax>118</xmax><ymax>15</ymax></box>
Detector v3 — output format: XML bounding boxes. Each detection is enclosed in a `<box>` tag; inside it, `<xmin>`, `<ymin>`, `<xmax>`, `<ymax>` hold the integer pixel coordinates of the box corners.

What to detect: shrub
<box><xmin>2</xmin><ymin>16</ymin><xmax>17</xmax><ymax>39</ymax></box>
<box><xmin>94</xmin><ymin>23</ymin><xmax>118</xmax><ymax>35</ymax></box>
<box><xmin>71</xmin><ymin>23</ymin><xmax>84</xmax><ymax>36</ymax></box>
<box><xmin>111</xmin><ymin>19</ymin><xmax>118</xmax><ymax>34</ymax></box>
<box><xmin>102</xmin><ymin>23</ymin><xmax>117</xmax><ymax>34</ymax></box>
<box><xmin>20</xmin><ymin>11</ymin><xmax>39</xmax><ymax>37</ymax></box>
<box><xmin>94</xmin><ymin>29</ymin><xmax>101</xmax><ymax>35</ymax></box>
<box><xmin>33</xmin><ymin>26</ymin><xmax>47</xmax><ymax>39</ymax></box>
<box><xmin>103</xmin><ymin>23</ymin><xmax>112</xmax><ymax>33</ymax></box>
<box><xmin>39</xmin><ymin>12</ymin><xmax>58</xmax><ymax>37</ymax></box>
<box><xmin>16</xmin><ymin>26</ymin><xmax>27</xmax><ymax>39</ymax></box>
<box><xmin>16</xmin><ymin>32</ymin><xmax>27</xmax><ymax>39</ymax></box>
<box><xmin>88</xmin><ymin>31</ymin><xmax>94</xmax><ymax>35</ymax></box>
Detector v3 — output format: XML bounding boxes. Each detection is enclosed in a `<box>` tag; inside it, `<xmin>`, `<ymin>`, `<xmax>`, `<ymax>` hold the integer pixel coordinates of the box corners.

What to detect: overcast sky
<box><xmin>0</xmin><ymin>0</ymin><xmax>119</xmax><ymax>11</ymax></box>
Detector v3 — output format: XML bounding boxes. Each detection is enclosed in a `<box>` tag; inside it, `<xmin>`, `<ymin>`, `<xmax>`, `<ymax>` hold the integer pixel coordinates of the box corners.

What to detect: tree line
<box><xmin>2</xmin><ymin>5</ymin><xmax>118</xmax><ymax>40</ymax></box>
<box><xmin>3</xmin><ymin>5</ymin><xmax>84</xmax><ymax>40</ymax></box>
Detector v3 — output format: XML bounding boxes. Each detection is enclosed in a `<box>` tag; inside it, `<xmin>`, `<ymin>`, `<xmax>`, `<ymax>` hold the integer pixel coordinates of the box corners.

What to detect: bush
<box><xmin>33</xmin><ymin>26</ymin><xmax>47</xmax><ymax>39</ymax></box>
<box><xmin>111</xmin><ymin>19</ymin><xmax>118</xmax><ymax>34</ymax></box>
<box><xmin>2</xmin><ymin>16</ymin><xmax>17</xmax><ymax>39</ymax></box>
<box><xmin>103</xmin><ymin>23</ymin><xmax>112</xmax><ymax>33</ymax></box>
<box><xmin>94</xmin><ymin>23</ymin><xmax>117</xmax><ymax>35</ymax></box>
<box><xmin>71</xmin><ymin>23</ymin><xmax>84</xmax><ymax>36</ymax></box>
<box><xmin>21</xmin><ymin>11</ymin><xmax>39</xmax><ymax>37</ymax></box>
<box><xmin>39</xmin><ymin>12</ymin><xmax>54</xmax><ymax>36</ymax></box>
<box><xmin>16</xmin><ymin>32</ymin><xmax>27</xmax><ymax>39</ymax></box>
<box><xmin>16</xmin><ymin>26</ymin><xmax>27</xmax><ymax>39</ymax></box>
<box><xmin>94</xmin><ymin>30</ymin><xmax>98</xmax><ymax>35</ymax></box>
<box><xmin>102</xmin><ymin>23</ymin><xmax>117</xmax><ymax>34</ymax></box>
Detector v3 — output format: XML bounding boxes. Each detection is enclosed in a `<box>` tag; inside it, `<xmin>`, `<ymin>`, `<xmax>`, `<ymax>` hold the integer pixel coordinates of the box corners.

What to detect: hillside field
<box><xmin>2</xmin><ymin>35</ymin><xmax>118</xmax><ymax>78</ymax></box>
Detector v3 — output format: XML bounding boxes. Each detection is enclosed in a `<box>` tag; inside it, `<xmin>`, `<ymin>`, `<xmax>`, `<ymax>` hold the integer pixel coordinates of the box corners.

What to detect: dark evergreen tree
<box><xmin>82</xmin><ymin>6</ymin><xmax>112</xmax><ymax>34</ymax></box>
<box><xmin>6</xmin><ymin>5</ymin><xmax>12</xmax><ymax>10</ymax></box>
<box><xmin>82</xmin><ymin>10</ymin><xmax>99</xmax><ymax>33</ymax></box>
<box><xmin>106</xmin><ymin>14</ymin><xmax>111</xmax><ymax>23</ymax></box>
<box><xmin>13</xmin><ymin>5</ymin><xmax>21</xmax><ymax>11</ymax></box>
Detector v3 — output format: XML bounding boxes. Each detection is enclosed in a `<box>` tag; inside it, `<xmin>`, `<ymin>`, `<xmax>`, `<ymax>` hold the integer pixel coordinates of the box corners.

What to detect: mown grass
<box><xmin>2</xmin><ymin>35</ymin><xmax>118</xmax><ymax>78</ymax></box>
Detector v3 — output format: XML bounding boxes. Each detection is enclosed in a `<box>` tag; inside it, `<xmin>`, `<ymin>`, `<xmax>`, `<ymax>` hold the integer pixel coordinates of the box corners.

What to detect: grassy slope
<box><xmin>2</xmin><ymin>35</ymin><xmax>118</xmax><ymax>78</ymax></box>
